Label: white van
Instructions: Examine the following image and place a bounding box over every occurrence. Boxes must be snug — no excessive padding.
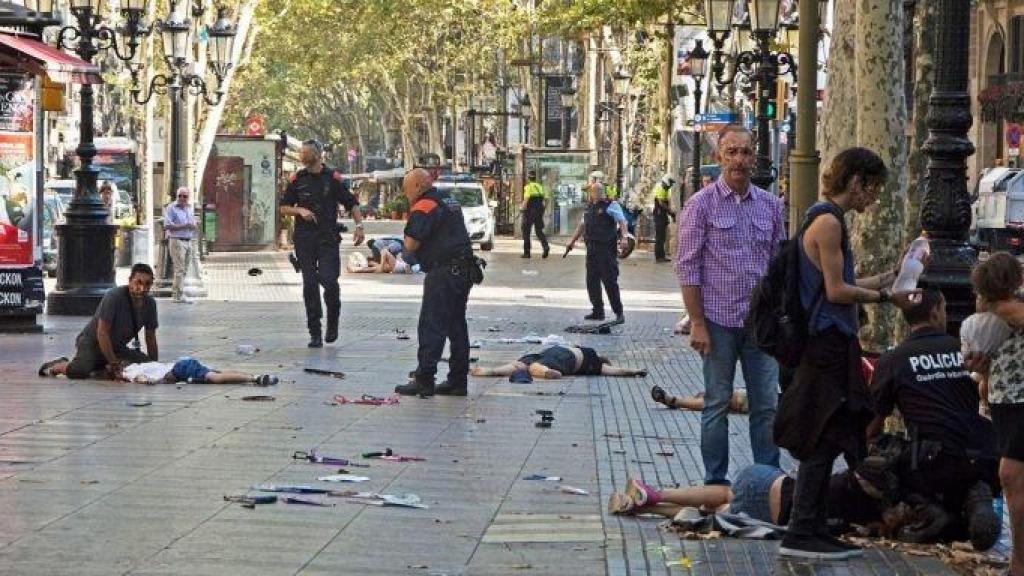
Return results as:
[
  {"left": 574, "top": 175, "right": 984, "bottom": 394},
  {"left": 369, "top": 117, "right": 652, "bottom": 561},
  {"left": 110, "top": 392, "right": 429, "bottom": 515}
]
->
[
  {"left": 433, "top": 175, "right": 495, "bottom": 251},
  {"left": 974, "top": 167, "right": 1024, "bottom": 253}
]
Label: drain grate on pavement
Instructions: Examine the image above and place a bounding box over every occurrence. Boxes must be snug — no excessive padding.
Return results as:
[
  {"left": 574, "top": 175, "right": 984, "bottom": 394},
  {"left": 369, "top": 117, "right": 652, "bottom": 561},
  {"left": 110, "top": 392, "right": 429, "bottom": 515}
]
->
[{"left": 482, "top": 513, "right": 606, "bottom": 544}]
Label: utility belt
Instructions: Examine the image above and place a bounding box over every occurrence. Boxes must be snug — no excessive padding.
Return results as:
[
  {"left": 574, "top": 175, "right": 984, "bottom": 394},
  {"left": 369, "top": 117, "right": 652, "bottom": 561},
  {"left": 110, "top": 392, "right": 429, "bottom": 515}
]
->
[{"left": 437, "top": 254, "right": 486, "bottom": 284}]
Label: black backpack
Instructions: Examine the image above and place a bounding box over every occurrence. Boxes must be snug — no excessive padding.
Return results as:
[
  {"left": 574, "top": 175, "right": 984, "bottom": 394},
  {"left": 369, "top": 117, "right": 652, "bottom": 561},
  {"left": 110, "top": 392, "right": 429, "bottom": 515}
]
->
[{"left": 745, "top": 203, "right": 847, "bottom": 368}]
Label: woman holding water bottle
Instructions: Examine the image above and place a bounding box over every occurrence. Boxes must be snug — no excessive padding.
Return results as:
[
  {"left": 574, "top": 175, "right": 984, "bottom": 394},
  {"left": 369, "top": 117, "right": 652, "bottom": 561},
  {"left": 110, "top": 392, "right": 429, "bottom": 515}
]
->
[{"left": 775, "top": 147, "right": 923, "bottom": 560}]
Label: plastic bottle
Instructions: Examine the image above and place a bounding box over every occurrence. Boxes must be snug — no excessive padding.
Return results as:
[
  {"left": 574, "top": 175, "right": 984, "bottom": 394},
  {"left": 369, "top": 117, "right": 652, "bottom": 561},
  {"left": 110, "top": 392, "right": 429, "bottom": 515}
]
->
[{"left": 893, "top": 237, "right": 931, "bottom": 292}]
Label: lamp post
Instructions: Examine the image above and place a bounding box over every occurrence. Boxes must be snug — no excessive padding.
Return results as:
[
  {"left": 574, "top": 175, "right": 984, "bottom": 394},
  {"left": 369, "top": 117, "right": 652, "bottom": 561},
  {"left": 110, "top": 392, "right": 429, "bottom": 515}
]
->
[
  {"left": 48, "top": 0, "right": 148, "bottom": 315},
  {"left": 559, "top": 83, "right": 575, "bottom": 149},
  {"left": 518, "top": 93, "right": 531, "bottom": 145},
  {"left": 705, "top": 0, "right": 795, "bottom": 190},
  {"left": 919, "top": 0, "right": 976, "bottom": 330},
  {"left": 612, "top": 66, "right": 630, "bottom": 195},
  {"left": 788, "top": 0, "right": 829, "bottom": 234},
  {"left": 689, "top": 40, "right": 710, "bottom": 201}
]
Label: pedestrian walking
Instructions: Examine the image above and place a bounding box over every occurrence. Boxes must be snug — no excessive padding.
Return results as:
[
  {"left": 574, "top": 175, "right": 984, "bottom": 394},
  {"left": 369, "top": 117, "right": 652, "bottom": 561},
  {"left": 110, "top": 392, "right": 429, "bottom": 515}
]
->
[
  {"left": 38, "top": 263, "right": 159, "bottom": 379},
  {"left": 394, "top": 168, "right": 482, "bottom": 398},
  {"left": 653, "top": 175, "right": 675, "bottom": 262},
  {"left": 775, "top": 147, "right": 917, "bottom": 560},
  {"left": 675, "top": 124, "right": 786, "bottom": 487},
  {"left": 566, "top": 179, "right": 627, "bottom": 324},
  {"left": 279, "top": 139, "right": 365, "bottom": 348},
  {"left": 163, "top": 186, "right": 197, "bottom": 303},
  {"left": 520, "top": 170, "right": 549, "bottom": 258}
]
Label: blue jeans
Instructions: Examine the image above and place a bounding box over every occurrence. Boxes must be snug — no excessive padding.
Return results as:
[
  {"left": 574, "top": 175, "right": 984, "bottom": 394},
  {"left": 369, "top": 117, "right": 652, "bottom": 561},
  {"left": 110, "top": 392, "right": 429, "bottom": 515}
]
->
[{"left": 701, "top": 320, "right": 780, "bottom": 485}]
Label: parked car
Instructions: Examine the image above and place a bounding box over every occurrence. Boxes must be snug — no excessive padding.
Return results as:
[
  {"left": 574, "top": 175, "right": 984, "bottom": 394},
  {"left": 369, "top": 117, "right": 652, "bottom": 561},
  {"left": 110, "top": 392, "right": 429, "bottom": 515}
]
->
[{"left": 434, "top": 174, "right": 495, "bottom": 251}]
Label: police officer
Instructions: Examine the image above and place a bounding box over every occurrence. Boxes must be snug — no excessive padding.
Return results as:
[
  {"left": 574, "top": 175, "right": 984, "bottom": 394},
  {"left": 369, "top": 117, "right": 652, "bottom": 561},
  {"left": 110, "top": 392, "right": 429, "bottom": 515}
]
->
[
  {"left": 520, "top": 170, "right": 549, "bottom": 259},
  {"left": 653, "top": 175, "right": 675, "bottom": 262},
  {"left": 280, "top": 139, "right": 365, "bottom": 348},
  {"left": 566, "top": 180, "right": 627, "bottom": 324},
  {"left": 395, "top": 168, "right": 479, "bottom": 398}
]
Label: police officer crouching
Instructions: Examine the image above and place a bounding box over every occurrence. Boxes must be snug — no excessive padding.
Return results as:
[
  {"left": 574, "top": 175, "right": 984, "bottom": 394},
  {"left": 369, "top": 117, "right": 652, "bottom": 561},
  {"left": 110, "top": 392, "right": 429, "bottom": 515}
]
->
[
  {"left": 280, "top": 139, "right": 365, "bottom": 348},
  {"left": 567, "top": 180, "right": 627, "bottom": 324},
  {"left": 395, "top": 168, "right": 484, "bottom": 398}
]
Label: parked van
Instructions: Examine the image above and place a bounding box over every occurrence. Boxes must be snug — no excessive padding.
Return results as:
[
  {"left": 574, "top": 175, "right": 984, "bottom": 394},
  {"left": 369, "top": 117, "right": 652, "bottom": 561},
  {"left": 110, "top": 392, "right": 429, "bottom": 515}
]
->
[{"left": 973, "top": 167, "right": 1024, "bottom": 253}]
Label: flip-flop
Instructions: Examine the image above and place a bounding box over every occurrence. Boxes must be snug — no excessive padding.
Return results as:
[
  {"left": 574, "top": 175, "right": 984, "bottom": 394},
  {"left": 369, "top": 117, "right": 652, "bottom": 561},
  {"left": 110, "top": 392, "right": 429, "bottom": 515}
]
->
[
  {"left": 650, "top": 386, "right": 677, "bottom": 409},
  {"left": 626, "top": 477, "right": 660, "bottom": 508},
  {"left": 607, "top": 491, "right": 636, "bottom": 515}
]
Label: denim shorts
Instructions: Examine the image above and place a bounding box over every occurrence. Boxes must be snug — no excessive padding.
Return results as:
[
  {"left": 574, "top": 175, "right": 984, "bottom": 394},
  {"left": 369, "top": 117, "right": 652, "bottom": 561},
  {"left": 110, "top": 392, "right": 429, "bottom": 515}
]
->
[
  {"left": 171, "top": 357, "right": 211, "bottom": 382},
  {"left": 730, "top": 464, "right": 786, "bottom": 523}
]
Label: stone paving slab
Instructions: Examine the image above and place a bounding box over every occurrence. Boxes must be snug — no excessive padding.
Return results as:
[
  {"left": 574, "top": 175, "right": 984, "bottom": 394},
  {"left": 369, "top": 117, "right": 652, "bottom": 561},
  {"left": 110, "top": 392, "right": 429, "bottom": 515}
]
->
[{"left": 0, "top": 240, "right": 982, "bottom": 574}]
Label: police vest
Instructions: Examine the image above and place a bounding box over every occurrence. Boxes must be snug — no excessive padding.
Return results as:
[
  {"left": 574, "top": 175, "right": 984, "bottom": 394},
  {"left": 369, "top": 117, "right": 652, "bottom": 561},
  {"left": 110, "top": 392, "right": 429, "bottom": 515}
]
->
[
  {"left": 290, "top": 166, "right": 349, "bottom": 238},
  {"left": 524, "top": 182, "right": 545, "bottom": 214},
  {"left": 416, "top": 189, "right": 473, "bottom": 270},
  {"left": 584, "top": 200, "right": 618, "bottom": 246}
]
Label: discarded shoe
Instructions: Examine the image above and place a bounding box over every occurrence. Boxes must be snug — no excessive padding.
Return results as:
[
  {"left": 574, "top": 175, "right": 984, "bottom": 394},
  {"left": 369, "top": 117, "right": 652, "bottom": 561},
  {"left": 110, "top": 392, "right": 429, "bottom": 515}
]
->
[
  {"left": 626, "top": 478, "right": 660, "bottom": 507},
  {"left": 255, "top": 374, "right": 279, "bottom": 387}
]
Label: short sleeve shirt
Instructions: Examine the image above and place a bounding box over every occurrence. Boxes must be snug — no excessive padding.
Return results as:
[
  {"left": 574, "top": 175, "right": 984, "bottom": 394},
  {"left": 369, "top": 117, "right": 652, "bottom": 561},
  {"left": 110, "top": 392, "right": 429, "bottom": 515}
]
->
[
  {"left": 78, "top": 286, "right": 158, "bottom": 355},
  {"left": 988, "top": 328, "right": 1024, "bottom": 405},
  {"left": 282, "top": 166, "right": 357, "bottom": 239}
]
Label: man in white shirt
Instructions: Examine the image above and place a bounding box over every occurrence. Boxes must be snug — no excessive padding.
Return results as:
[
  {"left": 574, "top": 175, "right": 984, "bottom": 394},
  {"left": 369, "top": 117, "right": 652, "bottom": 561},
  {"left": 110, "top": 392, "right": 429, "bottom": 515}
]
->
[{"left": 163, "top": 186, "right": 197, "bottom": 303}]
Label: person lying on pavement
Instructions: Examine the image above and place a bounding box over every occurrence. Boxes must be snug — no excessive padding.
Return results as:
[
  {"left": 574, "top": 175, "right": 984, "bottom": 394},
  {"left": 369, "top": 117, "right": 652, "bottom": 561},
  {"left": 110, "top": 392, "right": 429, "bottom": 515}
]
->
[{"left": 470, "top": 345, "right": 646, "bottom": 380}]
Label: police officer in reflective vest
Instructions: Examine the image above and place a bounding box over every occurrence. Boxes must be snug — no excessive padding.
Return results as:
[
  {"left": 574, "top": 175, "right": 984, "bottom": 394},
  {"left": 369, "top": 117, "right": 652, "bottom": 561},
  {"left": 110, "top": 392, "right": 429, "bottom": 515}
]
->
[
  {"left": 520, "top": 170, "right": 549, "bottom": 258},
  {"left": 653, "top": 175, "right": 675, "bottom": 262},
  {"left": 280, "top": 139, "right": 365, "bottom": 348},
  {"left": 567, "top": 180, "right": 628, "bottom": 324},
  {"left": 395, "top": 168, "right": 480, "bottom": 398}
]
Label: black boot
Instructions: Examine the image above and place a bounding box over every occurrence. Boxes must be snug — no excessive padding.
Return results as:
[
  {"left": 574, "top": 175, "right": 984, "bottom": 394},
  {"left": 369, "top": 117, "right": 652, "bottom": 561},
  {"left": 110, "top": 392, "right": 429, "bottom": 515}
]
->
[
  {"left": 435, "top": 380, "right": 467, "bottom": 396},
  {"left": 325, "top": 318, "right": 339, "bottom": 343},
  {"left": 395, "top": 379, "right": 435, "bottom": 398},
  {"left": 308, "top": 331, "right": 323, "bottom": 348},
  {"left": 964, "top": 481, "right": 1001, "bottom": 551}
]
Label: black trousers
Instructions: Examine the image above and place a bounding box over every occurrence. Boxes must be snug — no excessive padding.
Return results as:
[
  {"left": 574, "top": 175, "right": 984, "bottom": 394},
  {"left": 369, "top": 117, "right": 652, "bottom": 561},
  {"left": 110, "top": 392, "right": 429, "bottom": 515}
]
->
[
  {"left": 522, "top": 212, "right": 548, "bottom": 256},
  {"left": 415, "top": 265, "right": 473, "bottom": 386},
  {"left": 654, "top": 214, "right": 669, "bottom": 260},
  {"left": 295, "top": 235, "right": 340, "bottom": 333},
  {"left": 585, "top": 242, "right": 623, "bottom": 316},
  {"left": 66, "top": 335, "right": 150, "bottom": 379}
]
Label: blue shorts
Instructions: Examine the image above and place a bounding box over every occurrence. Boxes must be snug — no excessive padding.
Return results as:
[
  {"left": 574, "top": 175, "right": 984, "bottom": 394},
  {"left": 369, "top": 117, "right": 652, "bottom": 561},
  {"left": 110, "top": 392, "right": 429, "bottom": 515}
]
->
[
  {"left": 171, "top": 357, "right": 211, "bottom": 382},
  {"left": 730, "top": 464, "right": 786, "bottom": 523}
]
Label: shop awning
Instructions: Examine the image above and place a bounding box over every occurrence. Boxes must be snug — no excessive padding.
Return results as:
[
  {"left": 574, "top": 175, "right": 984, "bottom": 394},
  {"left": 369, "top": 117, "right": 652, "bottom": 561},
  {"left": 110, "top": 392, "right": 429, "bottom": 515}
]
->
[{"left": 0, "top": 33, "right": 102, "bottom": 84}]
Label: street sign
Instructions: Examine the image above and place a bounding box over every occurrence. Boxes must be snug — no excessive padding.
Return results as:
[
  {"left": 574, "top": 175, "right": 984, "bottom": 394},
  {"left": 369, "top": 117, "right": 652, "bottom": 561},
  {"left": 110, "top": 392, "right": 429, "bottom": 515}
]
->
[
  {"left": 245, "top": 113, "right": 266, "bottom": 136},
  {"left": 702, "top": 112, "right": 739, "bottom": 124}
]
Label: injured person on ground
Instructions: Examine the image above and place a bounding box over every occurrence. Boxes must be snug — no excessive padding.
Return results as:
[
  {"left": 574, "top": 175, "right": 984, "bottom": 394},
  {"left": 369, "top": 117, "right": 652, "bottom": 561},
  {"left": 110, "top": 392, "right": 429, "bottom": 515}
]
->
[{"left": 470, "top": 345, "right": 647, "bottom": 381}]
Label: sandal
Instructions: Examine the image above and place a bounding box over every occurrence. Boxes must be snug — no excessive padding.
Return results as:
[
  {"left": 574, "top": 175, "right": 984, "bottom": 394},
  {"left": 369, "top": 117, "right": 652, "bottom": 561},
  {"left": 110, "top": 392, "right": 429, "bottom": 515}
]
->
[
  {"left": 607, "top": 491, "right": 637, "bottom": 515},
  {"left": 650, "top": 385, "right": 677, "bottom": 409},
  {"left": 627, "top": 477, "right": 660, "bottom": 508}
]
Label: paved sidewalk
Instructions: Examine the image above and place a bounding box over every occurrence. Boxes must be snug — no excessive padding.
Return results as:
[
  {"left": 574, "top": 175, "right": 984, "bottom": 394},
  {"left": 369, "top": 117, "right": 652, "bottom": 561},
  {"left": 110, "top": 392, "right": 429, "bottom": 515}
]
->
[{"left": 0, "top": 238, "right": 978, "bottom": 574}]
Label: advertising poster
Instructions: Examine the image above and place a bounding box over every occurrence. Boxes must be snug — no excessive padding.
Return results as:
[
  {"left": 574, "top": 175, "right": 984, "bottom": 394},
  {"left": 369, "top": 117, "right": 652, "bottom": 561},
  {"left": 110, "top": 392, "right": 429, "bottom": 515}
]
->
[{"left": 0, "top": 71, "right": 35, "bottom": 270}]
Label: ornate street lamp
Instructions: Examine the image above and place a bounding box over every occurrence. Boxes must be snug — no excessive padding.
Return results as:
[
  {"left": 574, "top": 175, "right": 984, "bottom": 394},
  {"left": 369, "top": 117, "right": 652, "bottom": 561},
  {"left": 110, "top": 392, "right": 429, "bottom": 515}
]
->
[
  {"left": 612, "top": 65, "right": 631, "bottom": 194},
  {"left": 518, "top": 93, "right": 532, "bottom": 144},
  {"left": 46, "top": 0, "right": 149, "bottom": 315},
  {"left": 919, "top": 0, "right": 976, "bottom": 331},
  {"left": 706, "top": 0, "right": 795, "bottom": 189},
  {"left": 689, "top": 39, "right": 710, "bottom": 203}
]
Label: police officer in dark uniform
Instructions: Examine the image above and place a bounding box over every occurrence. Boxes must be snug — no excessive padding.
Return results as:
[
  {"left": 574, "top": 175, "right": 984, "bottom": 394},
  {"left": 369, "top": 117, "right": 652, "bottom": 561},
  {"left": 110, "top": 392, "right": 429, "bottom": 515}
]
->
[
  {"left": 395, "top": 168, "right": 481, "bottom": 398},
  {"left": 280, "top": 139, "right": 365, "bottom": 348},
  {"left": 567, "top": 180, "right": 627, "bottom": 324}
]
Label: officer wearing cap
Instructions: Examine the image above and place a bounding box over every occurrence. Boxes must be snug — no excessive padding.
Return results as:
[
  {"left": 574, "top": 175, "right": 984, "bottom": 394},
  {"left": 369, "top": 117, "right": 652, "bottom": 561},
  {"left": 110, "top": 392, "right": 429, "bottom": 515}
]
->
[
  {"left": 653, "top": 175, "right": 675, "bottom": 262},
  {"left": 280, "top": 139, "right": 365, "bottom": 348},
  {"left": 520, "top": 170, "right": 549, "bottom": 258},
  {"left": 566, "top": 179, "right": 628, "bottom": 324},
  {"left": 395, "top": 168, "right": 480, "bottom": 398}
]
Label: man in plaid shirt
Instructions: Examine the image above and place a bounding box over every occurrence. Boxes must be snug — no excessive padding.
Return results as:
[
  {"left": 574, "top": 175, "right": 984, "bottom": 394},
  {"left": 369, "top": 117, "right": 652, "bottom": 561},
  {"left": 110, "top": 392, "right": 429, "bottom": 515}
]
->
[{"left": 675, "top": 124, "right": 786, "bottom": 486}]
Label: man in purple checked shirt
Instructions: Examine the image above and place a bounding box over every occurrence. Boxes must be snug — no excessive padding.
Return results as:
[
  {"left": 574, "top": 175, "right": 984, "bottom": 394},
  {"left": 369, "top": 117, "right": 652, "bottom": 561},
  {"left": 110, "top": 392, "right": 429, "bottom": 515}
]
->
[{"left": 675, "top": 124, "right": 786, "bottom": 486}]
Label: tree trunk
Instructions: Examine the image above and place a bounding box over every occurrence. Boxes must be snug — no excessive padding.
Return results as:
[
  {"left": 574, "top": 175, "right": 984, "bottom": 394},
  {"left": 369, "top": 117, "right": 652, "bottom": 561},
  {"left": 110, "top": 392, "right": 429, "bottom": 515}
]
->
[
  {"left": 818, "top": 0, "right": 858, "bottom": 169},
  {"left": 904, "top": 0, "right": 937, "bottom": 243},
  {"left": 852, "top": 0, "right": 908, "bottom": 354}
]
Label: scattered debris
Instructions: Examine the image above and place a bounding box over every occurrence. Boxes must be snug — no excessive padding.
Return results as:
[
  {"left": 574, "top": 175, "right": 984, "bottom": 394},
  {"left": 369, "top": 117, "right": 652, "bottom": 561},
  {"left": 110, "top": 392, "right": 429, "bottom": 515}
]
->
[
  {"left": 656, "top": 451, "right": 675, "bottom": 457},
  {"left": 535, "top": 409, "right": 555, "bottom": 428},
  {"left": 236, "top": 344, "right": 259, "bottom": 355},
  {"left": 247, "top": 267, "right": 263, "bottom": 276},
  {"left": 253, "top": 485, "right": 334, "bottom": 494},
  {"left": 559, "top": 485, "right": 589, "bottom": 496},
  {"left": 632, "top": 460, "right": 655, "bottom": 465},
  {"left": 241, "top": 395, "right": 275, "bottom": 402},
  {"left": 521, "top": 269, "right": 539, "bottom": 276},
  {"left": 224, "top": 494, "right": 277, "bottom": 508},
  {"left": 334, "top": 491, "right": 428, "bottom": 509},
  {"left": 284, "top": 496, "right": 334, "bottom": 507},
  {"left": 318, "top": 474, "right": 370, "bottom": 483},
  {"left": 126, "top": 400, "right": 151, "bottom": 407},
  {"left": 565, "top": 323, "right": 613, "bottom": 335},
  {"left": 332, "top": 394, "right": 399, "bottom": 406},
  {"left": 362, "top": 448, "right": 426, "bottom": 462},
  {"left": 395, "top": 329, "right": 410, "bottom": 340},
  {"left": 304, "top": 367, "right": 346, "bottom": 379},
  {"left": 293, "top": 450, "right": 368, "bottom": 467},
  {"left": 475, "top": 418, "right": 486, "bottom": 423},
  {"left": 523, "top": 474, "right": 561, "bottom": 481},
  {"left": 486, "top": 326, "right": 502, "bottom": 332}
]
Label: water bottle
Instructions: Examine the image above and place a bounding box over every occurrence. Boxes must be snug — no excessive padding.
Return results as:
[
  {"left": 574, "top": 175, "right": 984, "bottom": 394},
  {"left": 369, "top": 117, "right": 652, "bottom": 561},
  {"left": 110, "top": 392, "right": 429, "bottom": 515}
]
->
[{"left": 894, "top": 237, "right": 931, "bottom": 292}]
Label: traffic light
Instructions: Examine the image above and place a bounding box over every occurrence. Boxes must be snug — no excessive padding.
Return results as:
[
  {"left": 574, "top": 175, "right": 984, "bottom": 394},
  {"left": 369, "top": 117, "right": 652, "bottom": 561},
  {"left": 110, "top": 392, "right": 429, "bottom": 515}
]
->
[{"left": 775, "top": 77, "right": 790, "bottom": 122}]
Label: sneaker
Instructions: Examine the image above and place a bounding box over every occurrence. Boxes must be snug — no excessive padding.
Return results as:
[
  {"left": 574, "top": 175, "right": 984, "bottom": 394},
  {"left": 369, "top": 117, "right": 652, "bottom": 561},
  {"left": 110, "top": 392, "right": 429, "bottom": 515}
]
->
[
  {"left": 779, "top": 534, "right": 857, "bottom": 560},
  {"left": 584, "top": 311, "right": 605, "bottom": 321},
  {"left": 255, "top": 374, "right": 279, "bottom": 387},
  {"left": 38, "top": 356, "right": 68, "bottom": 377},
  {"left": 626, "top": 478, "right": 660, "bottom": 507},
  {"left": 821, "top": 535, "right": 863, "bottom": 557}
]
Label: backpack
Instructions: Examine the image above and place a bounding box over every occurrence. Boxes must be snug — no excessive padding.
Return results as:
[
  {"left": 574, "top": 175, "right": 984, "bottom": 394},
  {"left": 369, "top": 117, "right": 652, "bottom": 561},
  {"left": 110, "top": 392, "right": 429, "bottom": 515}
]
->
[{"left": 745, "top": 203, "right": 847, "bottom": 368}]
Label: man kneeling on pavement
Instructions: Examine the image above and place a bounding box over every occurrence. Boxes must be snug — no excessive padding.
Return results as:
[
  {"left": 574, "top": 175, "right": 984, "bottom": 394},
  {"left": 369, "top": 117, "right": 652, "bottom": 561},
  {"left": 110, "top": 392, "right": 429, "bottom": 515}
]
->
[
  {"left": 868, "top": 288, "right": 1002, "bottom": 551},
  {"left": 39, "top": 263, "right": 159, "bottom": 379}
]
